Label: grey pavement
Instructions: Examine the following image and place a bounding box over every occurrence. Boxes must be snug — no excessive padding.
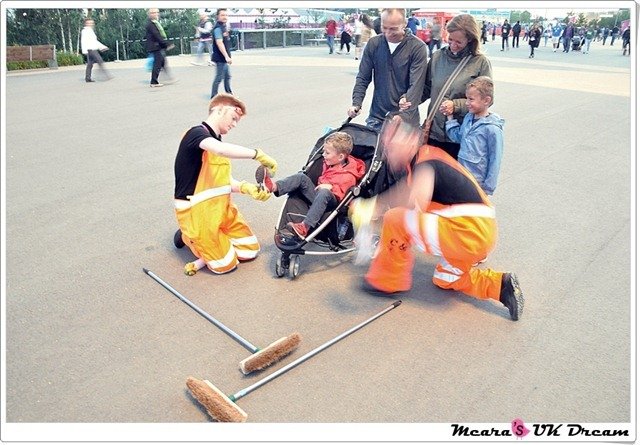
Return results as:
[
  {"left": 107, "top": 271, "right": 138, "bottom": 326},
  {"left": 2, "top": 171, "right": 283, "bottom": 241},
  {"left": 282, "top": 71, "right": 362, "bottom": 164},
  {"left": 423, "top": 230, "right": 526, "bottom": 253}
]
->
[{"left": 2, "top": 37, "right": 634, "bottom": 441}]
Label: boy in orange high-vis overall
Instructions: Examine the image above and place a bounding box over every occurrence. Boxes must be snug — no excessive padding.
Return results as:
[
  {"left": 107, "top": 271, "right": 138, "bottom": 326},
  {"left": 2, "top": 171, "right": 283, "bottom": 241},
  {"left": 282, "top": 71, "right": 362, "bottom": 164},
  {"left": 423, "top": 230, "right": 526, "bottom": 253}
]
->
[
  {"left": 173, "top": 93, "right": 278, "bottom": 275},
  {"left": 349, "top": 117, "right": 523, "bottom": 320}
]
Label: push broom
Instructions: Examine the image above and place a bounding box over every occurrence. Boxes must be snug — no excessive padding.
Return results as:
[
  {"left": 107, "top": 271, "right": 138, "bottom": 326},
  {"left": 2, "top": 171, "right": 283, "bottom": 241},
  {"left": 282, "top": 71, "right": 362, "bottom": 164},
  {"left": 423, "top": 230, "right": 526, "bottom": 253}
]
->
[
  {"left": 186, "top": 300, "right": 401, "bottom": 422},
  {"left": 143, "top": 268, "right": 301, "bottom": 374}
]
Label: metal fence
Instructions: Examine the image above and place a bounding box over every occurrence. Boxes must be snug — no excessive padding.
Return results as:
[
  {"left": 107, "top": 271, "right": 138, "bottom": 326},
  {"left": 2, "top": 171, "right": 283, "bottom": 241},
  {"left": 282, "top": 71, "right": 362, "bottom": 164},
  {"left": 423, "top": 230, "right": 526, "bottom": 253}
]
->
[{"left": 115, "top": 27, "right": 325, "bottom": 61}]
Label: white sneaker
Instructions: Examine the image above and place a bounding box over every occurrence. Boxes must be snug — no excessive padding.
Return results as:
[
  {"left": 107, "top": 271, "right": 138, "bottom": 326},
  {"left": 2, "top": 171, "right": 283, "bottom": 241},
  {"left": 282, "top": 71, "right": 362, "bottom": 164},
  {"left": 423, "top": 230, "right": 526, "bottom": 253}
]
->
[
  {"left": 150, "top": 83, "right": 164, "bottom": 88},
  {"left": 353, "top": 226, "right": 379, "bottom": 265}
]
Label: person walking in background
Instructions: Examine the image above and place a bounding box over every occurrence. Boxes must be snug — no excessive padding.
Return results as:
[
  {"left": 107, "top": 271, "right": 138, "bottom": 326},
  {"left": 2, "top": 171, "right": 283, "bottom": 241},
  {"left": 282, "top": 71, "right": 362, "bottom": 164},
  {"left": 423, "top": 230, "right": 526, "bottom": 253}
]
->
[
  {"left": 430, "top": 20, "right": 443, "bottom": 53},
  {"left": 511, "top": 20, "right": 521, "bottom": 48},
  {"left": 481, "top": 21, "right": 487, "bottom": 44},
  {"left": 355, "top": 14, "right": 375, "bottom": 60},
  {"left": 610, "top": 25, "right": 619, "bottom": 45},
  {"left": 372, "top": 15, "right": 382, "bottom": 35},
  {"left": 325, "top": 17, "right": 337, "bottom": 54},
  {"left": 444, "top": 76, "right": 504, "bottom": 196},
  {"left": 210, "top": 8, "right": 233, "bottom": 98},
  {"left": 337, "top": 17, "right": 353, "bottom": 55},
  {"left": 81, "top": 18, "right": 112, "bottom": 83},
  {"left": 500, "top": 19, "right": 511, "bottom": 51},
  {"left": 191, "top": 11, "right": 214, "bottom": 66},
  {"left": 348, "top": 8, "right": 427, "bottom": 131},
  {"left": 543, "top": 24, "right": 552, "bottom": 46},
  {"left": 583, "top": 26, "right": 594, "bottom": 54},
  {"left": 622, "top": 26, "right": 631, "bottom": 55},
  {"left": 492, "top": 22, "right": 496, "bottom": 41},
  {"left": 551, "top": 22, "right": 563, "bottom": 52},
  {"left": 407, "top": 12, "right": 420, "bottom": 36},
  {"left": 562, "top": 22, "right": 574, "bottom": 52},
  {"left": 352, "top": 15, "right": 363, "bottom": 59},
  {"left": 527, "top": 22, "right": 541, "bottom": 58},
  {"left": 423, "top": 22, "right": 433, "bottom": 58},
  {"left": 402, "top": 13, "right": 492, "bottom": 160},
  {"left": 146, "top": 8, "right": 175, "bottom": 88},
  {"left": 602, "top": 27, "right": 609, "bottom": 45},
  {"left": 442, "top": 20, "right": 449, "bottom": 43}
]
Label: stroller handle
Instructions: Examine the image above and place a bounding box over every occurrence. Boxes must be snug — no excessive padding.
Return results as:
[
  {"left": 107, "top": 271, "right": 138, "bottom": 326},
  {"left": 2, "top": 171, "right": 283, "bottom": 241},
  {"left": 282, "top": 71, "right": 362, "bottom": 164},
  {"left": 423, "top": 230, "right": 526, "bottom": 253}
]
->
[{"left": 344, "top": 105, "right": 361, "bottom": 126}]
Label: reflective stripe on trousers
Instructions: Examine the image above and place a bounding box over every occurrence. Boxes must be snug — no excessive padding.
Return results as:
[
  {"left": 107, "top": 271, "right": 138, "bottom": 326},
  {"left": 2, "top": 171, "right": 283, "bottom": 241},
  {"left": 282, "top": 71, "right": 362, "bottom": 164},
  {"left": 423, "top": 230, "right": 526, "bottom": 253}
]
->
[
  {"left": 365, "top": 207, "right": 503, "bottom": 300},
  {"left": 175, "top": 198, "right": 259, "bottom": 275}
]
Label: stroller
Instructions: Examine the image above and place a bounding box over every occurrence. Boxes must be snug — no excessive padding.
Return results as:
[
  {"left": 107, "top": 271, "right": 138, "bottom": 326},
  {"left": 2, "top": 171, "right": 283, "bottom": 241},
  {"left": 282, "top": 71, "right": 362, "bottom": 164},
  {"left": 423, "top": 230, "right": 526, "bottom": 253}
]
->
[
  {"left": 571, "top": 36, "right": 582, "bottom": 51},
  {"left": 272, "top": 118, "right": 392, "bottom": 279}
]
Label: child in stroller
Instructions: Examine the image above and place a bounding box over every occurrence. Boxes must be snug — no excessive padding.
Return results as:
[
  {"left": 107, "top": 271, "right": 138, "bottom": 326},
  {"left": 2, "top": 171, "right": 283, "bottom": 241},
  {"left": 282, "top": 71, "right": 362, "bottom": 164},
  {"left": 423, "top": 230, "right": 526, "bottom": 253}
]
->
[
  {"left": 263, "top": 120, "right": 386, "bottom": 278},
  {"left": 257, "top": 131, "right": 365, "bottom": 240}
]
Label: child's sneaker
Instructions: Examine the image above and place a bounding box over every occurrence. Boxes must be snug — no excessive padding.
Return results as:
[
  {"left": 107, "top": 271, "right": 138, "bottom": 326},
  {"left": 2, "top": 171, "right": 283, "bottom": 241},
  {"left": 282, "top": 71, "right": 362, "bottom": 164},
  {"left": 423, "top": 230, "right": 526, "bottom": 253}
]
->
[
  {"left": 499, "top": 273, "right": 524, "bottom": 321},
  {"left": 255, "top": 166, "right": 275, "bottom": 192},
  {"left": 287, "top": 221, "right": 308, "bottom": 239}
]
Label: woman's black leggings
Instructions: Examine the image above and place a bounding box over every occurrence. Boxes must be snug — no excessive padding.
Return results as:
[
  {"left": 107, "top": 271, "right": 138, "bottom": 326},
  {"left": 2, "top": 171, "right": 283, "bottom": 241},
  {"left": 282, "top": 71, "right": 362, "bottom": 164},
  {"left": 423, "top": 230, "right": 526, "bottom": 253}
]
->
[{"left": 340, "top": 32, "right": 351, "bottom": 52}]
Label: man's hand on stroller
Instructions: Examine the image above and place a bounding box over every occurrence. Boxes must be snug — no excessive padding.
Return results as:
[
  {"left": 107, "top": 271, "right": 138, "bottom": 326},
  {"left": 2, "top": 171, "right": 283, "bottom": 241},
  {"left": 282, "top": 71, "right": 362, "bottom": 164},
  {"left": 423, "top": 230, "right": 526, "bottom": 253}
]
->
[
  {"left": 349, "top": 197, "right": 378, "bottom": 231},
  {"left": 347, "top": 106, "right": 361, "bottom": 118},
  {"left": 253, "top": 149, "right": 278, "bottom": 176},
  {"left": 240, "top": 181, "right": 271, "bottom": 201}
]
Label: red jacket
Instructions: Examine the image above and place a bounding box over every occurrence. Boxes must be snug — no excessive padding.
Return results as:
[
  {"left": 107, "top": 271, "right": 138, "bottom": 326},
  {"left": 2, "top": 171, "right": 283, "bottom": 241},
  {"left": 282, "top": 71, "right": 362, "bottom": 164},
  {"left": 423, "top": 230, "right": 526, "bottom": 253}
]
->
[
  {"left": 325, "top": 20, "right": 337, "bottom": 37},
  {"left": 318, "top": 155, "right": 366, "bottom": 201}
]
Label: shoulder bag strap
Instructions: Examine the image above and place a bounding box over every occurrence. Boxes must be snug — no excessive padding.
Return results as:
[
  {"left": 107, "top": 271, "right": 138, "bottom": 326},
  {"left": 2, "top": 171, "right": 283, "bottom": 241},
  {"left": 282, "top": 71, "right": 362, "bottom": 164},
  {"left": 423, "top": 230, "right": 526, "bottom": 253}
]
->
[{"left": 425, "top": 54, "right": 472, "bottom": 123}]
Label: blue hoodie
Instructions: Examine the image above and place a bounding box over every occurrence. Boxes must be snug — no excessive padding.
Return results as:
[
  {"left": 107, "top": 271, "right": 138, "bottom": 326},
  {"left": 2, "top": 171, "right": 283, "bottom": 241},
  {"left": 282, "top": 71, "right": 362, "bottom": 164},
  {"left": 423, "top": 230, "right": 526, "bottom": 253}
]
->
[{"left": 445, "top": 112, "right": 505, "bottom": 195}]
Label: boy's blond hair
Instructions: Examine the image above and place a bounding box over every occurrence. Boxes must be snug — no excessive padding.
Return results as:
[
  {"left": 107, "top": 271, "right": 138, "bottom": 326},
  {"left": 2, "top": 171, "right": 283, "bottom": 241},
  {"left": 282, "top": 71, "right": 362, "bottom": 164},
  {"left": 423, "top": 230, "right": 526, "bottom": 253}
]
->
[
  {"left": 324, "top": 131, "right": 354, "bottom": 156},
  {"left": 467, "top": 76, "right": 494, "bottom": 106},
  {"left": 208, "top": 93, "right": 247, "bottom": 116}
]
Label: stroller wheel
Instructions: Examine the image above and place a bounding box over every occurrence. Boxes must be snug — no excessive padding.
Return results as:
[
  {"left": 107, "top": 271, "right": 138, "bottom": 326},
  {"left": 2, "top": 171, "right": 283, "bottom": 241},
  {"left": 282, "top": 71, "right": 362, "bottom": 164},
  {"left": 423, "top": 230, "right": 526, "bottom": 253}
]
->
[
  {"left": 173, "top": 229, "right": 185, "bottom": 249},
  {"left": 275, "top": 255, "right": 286, "bottom": 278},
  {"left": 288, "top": 255, "right": 300, "bottom": 279}
]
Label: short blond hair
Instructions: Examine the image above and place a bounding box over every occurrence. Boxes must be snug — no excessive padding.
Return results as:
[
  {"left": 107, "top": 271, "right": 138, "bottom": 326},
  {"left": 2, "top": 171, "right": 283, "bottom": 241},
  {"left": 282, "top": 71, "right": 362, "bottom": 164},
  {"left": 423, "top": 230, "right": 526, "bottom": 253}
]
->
[
  {"left": 467, "top": 76, "right": 494, "bottom": 105},
  {"left": 324, "top": 131, "right": 353, "bottom": 156},
  {"left": 208, "top": 93, "right": 246, "bottom": 116}
]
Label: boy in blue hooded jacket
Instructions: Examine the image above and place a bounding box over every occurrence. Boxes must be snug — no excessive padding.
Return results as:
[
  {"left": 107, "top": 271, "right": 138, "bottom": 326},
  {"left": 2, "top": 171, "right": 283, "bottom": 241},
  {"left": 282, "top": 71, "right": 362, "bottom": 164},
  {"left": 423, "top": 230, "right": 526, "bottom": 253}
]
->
[{"left": 444, "top": 76, "right": 504, "bottom": 195}]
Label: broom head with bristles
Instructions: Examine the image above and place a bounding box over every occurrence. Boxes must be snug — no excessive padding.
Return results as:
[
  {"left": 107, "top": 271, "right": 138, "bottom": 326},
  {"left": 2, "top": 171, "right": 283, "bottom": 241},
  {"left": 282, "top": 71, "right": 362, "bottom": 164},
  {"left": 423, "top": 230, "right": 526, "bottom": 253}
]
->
[
  {"left": 239, "top": 332, "right": 302, "bottom": 375},
  {"left": 186, "top": 376, "right": 248, "bottom": 422}
]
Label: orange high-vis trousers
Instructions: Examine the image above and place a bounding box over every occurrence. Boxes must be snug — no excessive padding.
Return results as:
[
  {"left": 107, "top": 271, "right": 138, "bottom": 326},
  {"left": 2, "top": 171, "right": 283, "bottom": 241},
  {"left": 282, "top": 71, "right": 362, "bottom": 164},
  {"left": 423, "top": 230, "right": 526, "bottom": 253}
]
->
[
  {"left": 365, "top": 206, "right": 504, "bottom": 300},
  {"left": 175, "top": 189, "right": 260, "bottom": 274}
]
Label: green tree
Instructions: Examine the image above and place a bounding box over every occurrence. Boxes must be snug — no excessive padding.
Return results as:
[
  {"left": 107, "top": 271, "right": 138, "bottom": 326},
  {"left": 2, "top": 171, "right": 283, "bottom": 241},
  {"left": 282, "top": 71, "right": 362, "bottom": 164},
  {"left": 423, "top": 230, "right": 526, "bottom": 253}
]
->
[{"left": 576, "top": 13, "right": 588, "bottom": 27}]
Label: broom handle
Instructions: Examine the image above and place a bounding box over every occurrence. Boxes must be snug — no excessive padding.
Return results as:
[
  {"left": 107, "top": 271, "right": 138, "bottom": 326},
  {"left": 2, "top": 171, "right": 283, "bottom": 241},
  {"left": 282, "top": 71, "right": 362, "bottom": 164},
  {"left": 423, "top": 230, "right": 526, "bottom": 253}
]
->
[
  {"left": 230, "top": 300, "right": 402, "bottom": 401},
  {"left": 143, "top": 268, "right": 259, "bottom": 353}
]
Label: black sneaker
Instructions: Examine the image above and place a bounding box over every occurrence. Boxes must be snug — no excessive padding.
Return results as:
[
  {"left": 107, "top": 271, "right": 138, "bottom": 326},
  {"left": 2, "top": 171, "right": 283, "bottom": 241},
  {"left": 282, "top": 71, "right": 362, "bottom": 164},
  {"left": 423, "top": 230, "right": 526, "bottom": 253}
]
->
[
  {"left": 499, "top": 273, "right": 524, "bottom": 321},
  {"left": 173, "top": 229, "right": 185, "bottom": 249}
]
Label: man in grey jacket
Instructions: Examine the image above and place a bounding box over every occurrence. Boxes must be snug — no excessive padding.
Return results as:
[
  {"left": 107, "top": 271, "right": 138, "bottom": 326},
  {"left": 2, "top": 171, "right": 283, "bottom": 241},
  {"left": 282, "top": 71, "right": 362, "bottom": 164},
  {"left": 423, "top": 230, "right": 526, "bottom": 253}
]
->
[{"left": 347, "top": 8, "right": 427, "bottom": 131}]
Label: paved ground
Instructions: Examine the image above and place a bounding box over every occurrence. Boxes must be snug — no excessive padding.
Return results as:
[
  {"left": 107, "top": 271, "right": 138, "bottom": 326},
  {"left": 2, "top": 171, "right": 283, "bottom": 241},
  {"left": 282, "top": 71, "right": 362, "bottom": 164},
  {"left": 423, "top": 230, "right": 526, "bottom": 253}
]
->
[{"left": 2, "top": 37, "right": 634, "bottom": 441}]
